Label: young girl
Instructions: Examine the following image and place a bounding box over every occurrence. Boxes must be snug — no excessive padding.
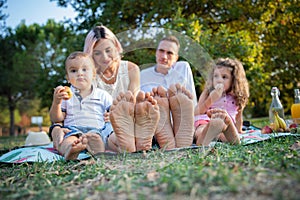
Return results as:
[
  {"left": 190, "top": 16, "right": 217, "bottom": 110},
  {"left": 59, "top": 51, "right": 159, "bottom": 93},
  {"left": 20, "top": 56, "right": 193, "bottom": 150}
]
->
[{"left": 194, "top": 58, "right": 249, "bottom": 146}]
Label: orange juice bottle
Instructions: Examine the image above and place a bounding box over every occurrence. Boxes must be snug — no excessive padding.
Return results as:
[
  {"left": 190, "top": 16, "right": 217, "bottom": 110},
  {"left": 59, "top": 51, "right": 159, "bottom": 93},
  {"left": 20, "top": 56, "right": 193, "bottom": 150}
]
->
[{"left": 291, "top": 89, "right": 300, "bottom": 124}]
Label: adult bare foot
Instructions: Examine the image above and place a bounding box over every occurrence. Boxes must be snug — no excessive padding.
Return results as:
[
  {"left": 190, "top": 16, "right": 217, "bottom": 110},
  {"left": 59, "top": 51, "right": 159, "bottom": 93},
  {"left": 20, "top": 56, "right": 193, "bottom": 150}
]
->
[
  {"left": 135, "top": 91, "right": 160, "bottom": 151},
  {"left": 168, "top": 83, "right": 194, "bottom": 148},
  {"left": 152, "top": 86, "right": 175, "bottom": 150},
  {"left": 110, "top": 91, "right": 136, "bottom": 152},
  {"left": 85, "top": 133, "right": 105, "bottom": 155},
  {"left": 63, "top": 136, "right": 88, "bottom": 160}
]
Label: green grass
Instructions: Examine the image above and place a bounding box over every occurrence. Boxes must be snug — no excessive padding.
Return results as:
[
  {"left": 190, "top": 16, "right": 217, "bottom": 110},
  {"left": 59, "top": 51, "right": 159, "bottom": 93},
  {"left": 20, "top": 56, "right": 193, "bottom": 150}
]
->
[{"left": 1, "top": 118, "right": 300, "bottom": 200}]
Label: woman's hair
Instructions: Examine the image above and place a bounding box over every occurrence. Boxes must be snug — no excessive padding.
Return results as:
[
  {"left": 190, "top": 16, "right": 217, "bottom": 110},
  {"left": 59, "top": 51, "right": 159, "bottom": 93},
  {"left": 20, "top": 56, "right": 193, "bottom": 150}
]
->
[
  {"left": 205, "top": 58, "right": 249, "bottom": 109},
  {"left": 83, "top": 25, "right": 123, "bottom": 56}
]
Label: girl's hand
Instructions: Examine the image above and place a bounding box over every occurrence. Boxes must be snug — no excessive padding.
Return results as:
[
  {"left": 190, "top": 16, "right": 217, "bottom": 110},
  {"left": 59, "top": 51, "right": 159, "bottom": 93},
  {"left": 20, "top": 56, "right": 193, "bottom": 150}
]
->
[
  {"left": 104, "top": 111, "right": 110, "bottom": 122},
  {"left": 209, "top": 84, "right": 224, "bottom": 103}
]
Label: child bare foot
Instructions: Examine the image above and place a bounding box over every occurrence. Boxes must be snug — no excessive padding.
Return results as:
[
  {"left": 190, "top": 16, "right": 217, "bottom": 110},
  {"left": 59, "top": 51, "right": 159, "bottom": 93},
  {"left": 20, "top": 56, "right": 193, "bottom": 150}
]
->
[
  {"left": 168, "top": 83, "right": 194, "bottom": 148},
  {"left": 152, "top": 86, "right": 176, "bottom": 150},
  {"left": 52, "top": 126, "right": 70, "bottom": 150},
  {"left": 63, "top": 136, "right": 88, "bottom": 160},
  {"left": 110, "top": 91, "right": 136, "bottom": 152},
  {"left": 196, "top": 108, "right": 239, "bottom": 146},
  {"left": 135, "top": 91, "right": 160, "bottom": 151},
  {"left": 85, "top": 133, "right": 105, "bottom": 155}
]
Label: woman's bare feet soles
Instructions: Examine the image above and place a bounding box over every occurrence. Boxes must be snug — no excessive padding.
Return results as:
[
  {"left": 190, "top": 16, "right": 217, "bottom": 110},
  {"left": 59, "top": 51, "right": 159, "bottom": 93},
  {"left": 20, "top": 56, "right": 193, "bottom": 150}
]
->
[
  {"left": 135, "top": 91, "right": 160, "bottom": 151},
  {"left": 64, "top": 136, "right": 88, "bottom": 160},
  {"left": 110, "top": 91, "right": 136, "bottom": 152},
  {"left": 85, "top": 133, "right": 105, "bottom": 155},
  {"left": 152, "top": 86, "right": 175, "bottom": 149},
  {"left": 168, "top": 83, "right": 194, "bottom": 148}
]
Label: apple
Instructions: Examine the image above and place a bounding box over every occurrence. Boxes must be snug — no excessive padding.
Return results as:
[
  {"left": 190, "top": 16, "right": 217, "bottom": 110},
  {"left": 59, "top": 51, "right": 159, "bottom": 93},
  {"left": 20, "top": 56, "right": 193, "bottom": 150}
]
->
[
  {"left": 261, "top": 125, "right": 273, "bottom": 134},
  {"left": 63, "top": 86, "right": 73, "bottom": 100},
  {"left": 289, "top": 123, "right": 298, "bottom": 129}
]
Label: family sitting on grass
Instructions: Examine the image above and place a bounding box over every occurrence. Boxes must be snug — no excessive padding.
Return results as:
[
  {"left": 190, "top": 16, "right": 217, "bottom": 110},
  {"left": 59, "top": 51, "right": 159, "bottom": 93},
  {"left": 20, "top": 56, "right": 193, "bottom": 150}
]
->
[{"left": 49, "top": 25, "right": 249, "bottom": 160}]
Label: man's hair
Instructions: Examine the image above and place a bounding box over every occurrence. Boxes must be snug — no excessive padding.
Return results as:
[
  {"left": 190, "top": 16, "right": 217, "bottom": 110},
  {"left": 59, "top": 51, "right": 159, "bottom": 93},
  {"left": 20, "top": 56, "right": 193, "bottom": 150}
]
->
[{"left": 160, "top": 36, "right": 180, "bottom": 50}]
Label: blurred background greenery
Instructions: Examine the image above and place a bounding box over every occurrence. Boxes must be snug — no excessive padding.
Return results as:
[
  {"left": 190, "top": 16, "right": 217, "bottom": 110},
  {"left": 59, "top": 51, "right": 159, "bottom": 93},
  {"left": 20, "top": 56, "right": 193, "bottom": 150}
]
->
[{"left": 0, "top": 0, "right": 299, "bottom": 136}]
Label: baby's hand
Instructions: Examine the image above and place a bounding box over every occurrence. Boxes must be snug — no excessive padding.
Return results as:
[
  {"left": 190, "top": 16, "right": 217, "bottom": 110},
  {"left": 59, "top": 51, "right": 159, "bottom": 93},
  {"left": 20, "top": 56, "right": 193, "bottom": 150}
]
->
[
  {"left": 53, "top": 86, "right": 68, "bottom": 104},
  {"left": 104, "top": 112, "right": 110, "bottom": 122},
  {"left": 209, "top": 84, "right": 224, "bottom": 103}
]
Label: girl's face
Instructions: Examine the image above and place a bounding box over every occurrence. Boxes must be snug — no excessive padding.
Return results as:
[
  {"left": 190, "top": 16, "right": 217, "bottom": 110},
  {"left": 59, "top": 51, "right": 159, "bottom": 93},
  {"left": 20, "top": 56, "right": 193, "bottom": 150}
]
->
[
  {"left": 66, "top": 57, "right": 95, "bottom": 91},
  {"left": 213, "top": 66, "right": 233, "bottom": 93},
  {"left": 92, "top": 39, "right": 119, "bottom": 72}
]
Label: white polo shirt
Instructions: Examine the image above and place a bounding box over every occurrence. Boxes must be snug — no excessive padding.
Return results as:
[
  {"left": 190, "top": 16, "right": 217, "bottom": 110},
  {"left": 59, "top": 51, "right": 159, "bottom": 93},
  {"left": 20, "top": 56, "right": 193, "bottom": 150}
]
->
[
  {"left": 61, "top": 85, "right": 112, "bottom": 129},
  {"left": 140, "top": 61, "right": 197, "bottom": 107}
]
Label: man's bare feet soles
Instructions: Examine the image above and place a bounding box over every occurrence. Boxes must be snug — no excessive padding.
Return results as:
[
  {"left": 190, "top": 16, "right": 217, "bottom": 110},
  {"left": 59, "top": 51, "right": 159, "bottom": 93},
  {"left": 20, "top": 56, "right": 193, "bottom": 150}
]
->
[
  {"left": 85, "top": 133, "right": 105, "bottom": 155},
  {"left": 110, "top": 91, "right": 136, "bottom": 152},
  {"left": 168, "top": 83, "right": 194, "bottom": 148},
  {"left": 64, "top": 136, "right": 88, "bottom": 160},
  {"left": 135, "top": 91, "right": 160, "bottom": 151},
  {"left": 152, "top": 86, "right": 175, "bottom": 149}
]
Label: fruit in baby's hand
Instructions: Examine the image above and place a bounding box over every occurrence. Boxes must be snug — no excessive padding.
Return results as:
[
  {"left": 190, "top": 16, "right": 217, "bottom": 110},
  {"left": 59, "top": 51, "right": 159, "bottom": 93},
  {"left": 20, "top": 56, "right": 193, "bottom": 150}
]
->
[
  {"left": 261, "top": 125, "right": 273, "bottom": 134},
  {"left": 63, "top": 86, "right": 73, "bottom": 100}
]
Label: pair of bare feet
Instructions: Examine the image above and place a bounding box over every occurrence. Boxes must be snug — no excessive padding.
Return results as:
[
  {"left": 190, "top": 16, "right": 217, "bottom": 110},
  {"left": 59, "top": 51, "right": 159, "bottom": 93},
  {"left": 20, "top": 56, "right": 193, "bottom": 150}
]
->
[
  {"left": 108, "top": 83, "right": 195, "bottom": 152},
  {"left": 194, "top": 108, "right": 241, "bottom": 146},
  {"left": 52, "top": 128, "right": 105, "bottom": 160}
]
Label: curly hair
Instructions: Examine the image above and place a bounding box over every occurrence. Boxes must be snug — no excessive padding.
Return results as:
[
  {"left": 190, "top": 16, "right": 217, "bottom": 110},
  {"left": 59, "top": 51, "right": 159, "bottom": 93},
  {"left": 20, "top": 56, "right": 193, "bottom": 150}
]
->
[{"left": 205, "top": 58, "right": 249, "bottom": 109}]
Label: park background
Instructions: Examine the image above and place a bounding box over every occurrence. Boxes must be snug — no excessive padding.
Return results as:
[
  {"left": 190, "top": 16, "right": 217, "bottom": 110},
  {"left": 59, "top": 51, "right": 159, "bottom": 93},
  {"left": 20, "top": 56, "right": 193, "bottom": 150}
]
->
[{"left": 0, "top": 0, "right": 299, "bottom": 136}]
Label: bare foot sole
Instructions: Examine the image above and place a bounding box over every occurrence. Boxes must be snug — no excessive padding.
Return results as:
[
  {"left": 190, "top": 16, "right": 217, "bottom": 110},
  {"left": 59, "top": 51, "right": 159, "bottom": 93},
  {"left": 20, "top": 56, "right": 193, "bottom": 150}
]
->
[
  {"left": 110, "top": 91, "right": 136, "bottom": 152},
  {"left": 64, "top": 136, "right": 88, "bottom": 160},
  {"left": 168, "top": 83, "right": 194, "bottom": 148},
  {"left": 85, "top": 133, "right": 105, "bottom": 155},
  {"left": 152, "top": 86, "right": 175, "bottom": 150},
  {"left": 135, "top": 91, "right": 160, "bottom": 151},
  {"left": 207, "top": 109, "right": 240, "bottom": 144}
]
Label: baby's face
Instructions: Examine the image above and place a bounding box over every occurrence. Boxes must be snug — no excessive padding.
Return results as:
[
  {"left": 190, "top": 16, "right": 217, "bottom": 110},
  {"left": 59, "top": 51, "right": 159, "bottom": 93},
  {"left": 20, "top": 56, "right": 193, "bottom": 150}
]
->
[
  {"left": 213, "top": 67, "right": 233, "bottom": 93},
  {"left": 66, "top": 57, "right": 95, "bottom": 90}
]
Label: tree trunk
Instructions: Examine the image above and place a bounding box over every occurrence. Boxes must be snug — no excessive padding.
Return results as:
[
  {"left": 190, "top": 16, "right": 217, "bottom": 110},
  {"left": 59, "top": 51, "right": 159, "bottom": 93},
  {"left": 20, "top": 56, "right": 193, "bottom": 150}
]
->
[{"left": 9, "top": 97, "right": 15, "bottom": 136}]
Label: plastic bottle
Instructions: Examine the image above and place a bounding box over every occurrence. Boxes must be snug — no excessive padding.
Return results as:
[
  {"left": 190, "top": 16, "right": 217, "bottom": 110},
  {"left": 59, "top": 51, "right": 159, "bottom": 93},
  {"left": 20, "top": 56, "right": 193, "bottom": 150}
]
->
[
  {"left": 291, "top": 89, "right": 300, "bottom": 124},
  {"left": 269, "top": 87, "right": 284, "bottom": 123}
]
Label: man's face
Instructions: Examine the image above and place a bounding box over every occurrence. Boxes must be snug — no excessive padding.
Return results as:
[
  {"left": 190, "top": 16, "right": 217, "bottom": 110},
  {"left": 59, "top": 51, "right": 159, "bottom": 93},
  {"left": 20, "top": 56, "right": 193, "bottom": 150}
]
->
[{"left": 155, "top": 40, "right": 179, "bottom": 70}]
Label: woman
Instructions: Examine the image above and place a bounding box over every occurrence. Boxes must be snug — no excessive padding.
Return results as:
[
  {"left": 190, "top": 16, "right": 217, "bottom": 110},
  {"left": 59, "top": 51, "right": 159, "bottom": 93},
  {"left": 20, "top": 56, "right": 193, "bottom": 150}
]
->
[{"left": 84, "top": 25, "right": 140, "bottom": 98}]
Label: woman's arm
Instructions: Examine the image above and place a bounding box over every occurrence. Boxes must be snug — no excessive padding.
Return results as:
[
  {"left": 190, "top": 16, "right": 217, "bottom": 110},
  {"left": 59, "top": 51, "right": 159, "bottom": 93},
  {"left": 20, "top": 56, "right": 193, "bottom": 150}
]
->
[{"left": 127, "top": 61, "right": 140, "bottom": 97}]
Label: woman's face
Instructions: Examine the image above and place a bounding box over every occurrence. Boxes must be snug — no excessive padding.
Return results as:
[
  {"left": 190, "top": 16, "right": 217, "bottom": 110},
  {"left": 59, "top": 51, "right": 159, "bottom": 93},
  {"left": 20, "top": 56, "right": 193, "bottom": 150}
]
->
[
  {"left": 92, "top": 39, "right": 119, "bottom": 72},
  {"left": 213, "top": 66, "right": 233, "bottom": 93}
]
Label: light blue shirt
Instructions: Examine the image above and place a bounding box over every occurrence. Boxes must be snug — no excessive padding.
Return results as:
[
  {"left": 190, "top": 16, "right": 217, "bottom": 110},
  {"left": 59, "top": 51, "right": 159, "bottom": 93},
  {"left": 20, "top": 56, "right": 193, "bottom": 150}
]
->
[{"left": 61, "top": 85, "right": 112, "bottom": 129}]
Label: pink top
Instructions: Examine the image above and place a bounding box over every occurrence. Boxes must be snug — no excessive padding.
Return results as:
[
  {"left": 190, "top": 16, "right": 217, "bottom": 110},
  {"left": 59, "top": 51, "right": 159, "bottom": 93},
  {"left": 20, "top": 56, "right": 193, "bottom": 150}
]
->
[{"left": 194, "top": 94, "right": 238, "bottom": 125}]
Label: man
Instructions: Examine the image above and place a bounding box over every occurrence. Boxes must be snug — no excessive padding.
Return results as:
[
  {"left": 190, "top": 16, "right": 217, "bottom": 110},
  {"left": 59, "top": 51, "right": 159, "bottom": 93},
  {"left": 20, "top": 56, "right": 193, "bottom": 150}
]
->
[
  {"left": 140, "top": 36, "right": 196, "bottom": 149},
  {"left": 140, "top": 36, "right": 197, "bottom": 107}
]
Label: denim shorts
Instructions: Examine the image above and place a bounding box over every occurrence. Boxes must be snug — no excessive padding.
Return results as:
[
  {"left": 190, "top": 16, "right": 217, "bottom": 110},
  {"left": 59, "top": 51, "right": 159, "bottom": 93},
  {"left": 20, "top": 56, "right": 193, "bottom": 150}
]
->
[{"left": 50, "top": 123, "right": 113, "bottom": 148}]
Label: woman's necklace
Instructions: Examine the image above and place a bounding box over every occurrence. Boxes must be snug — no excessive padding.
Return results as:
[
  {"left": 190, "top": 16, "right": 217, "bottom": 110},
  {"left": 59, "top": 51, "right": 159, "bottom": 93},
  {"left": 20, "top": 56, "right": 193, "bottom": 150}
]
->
[{"left": 100, "top": 71, "right": 116, "bottom": 81}]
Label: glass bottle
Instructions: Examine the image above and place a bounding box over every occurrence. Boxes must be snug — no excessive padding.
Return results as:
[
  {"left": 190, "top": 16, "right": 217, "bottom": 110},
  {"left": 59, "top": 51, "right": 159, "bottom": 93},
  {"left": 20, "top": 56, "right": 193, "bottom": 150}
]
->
[
  {"left": 269, "top": 87, "right": 285, "bottom": 123},
  {"left": 291, "top": 89, "right": 300, "bottom": 124}
]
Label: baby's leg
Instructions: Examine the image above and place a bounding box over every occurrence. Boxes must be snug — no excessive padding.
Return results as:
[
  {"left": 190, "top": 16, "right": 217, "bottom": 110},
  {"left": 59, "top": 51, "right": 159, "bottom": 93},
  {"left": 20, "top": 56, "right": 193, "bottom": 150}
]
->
[
  {"left": 135, "top": 91, "right": 160, "bottom": 151},
  {"left": 85, "top": 133, "right": 105, "bottom": 155},
  {"left": 109, "top": 91, "right": 136, "bottom": 152},
  {"left": 60, "top": 135, "right": 87, "bottom": 160},
  {"left": 51, "top": 126, "right": 66, "bottom": 150},
  {"left": 168, "top": 83, "right": 194, "bottom": 148},
  {"left": 152, "top": 86, "right": 176, "bottom": 150}
]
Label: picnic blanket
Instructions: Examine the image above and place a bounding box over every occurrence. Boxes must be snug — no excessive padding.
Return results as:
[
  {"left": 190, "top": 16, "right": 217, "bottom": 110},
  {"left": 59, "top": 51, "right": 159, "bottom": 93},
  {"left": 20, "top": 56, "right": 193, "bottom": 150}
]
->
[{"left": 1, "top": 127, "right": 299, "bottom": 164}]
